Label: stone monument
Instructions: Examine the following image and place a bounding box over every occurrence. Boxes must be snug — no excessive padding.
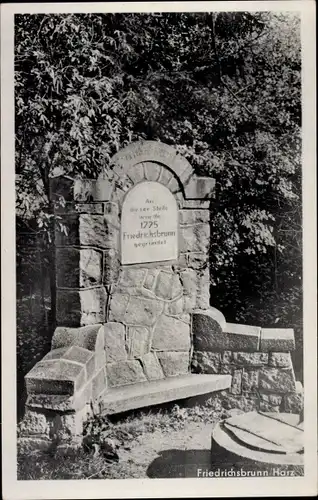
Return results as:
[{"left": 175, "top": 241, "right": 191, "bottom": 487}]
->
[{"left": 19, "top": 141, "right": 302, "bottom": 451}]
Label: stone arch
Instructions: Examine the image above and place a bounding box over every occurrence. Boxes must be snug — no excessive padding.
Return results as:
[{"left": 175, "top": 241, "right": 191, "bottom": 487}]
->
[
  {"left": 105, "top": 141, "right": 216, "bottom": 204},
  {"left": 110, "top": 141, "right": 194, "bottom": 191}
]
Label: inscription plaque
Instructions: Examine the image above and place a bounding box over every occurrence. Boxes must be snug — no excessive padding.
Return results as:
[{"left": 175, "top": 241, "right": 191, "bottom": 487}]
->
[{"left": 121, "top": 181, "right": 178, "bottom": 265}]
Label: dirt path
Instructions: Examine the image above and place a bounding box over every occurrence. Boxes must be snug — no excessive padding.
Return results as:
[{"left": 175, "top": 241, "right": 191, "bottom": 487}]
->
[{"left": 118, "top": 421, "right": 215, "bottom": 478}]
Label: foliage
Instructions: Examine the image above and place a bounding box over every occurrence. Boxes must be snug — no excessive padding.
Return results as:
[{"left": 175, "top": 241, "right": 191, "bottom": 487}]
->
[{"left": 15, "top": 12, "right": 302, "bottom": 375}]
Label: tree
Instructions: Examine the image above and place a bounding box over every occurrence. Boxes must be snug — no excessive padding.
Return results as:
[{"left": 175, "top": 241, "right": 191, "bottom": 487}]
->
[{"left": 15, "top": 12, "right": 302, "bottom": 377}]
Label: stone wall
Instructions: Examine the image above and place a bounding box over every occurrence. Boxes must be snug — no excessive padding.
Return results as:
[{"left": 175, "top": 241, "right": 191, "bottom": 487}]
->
[
  {"left": 50, "top": 141, "right": 214, "bottom": 385},
  {"left": 20, "top": 140, "right": 301, "bottom": 451},
  {"left": 191, "top": 311, "right": 303, "bottom": 413},
  {"left": 20, "top": 141, "right": 218, "bottom": 449}
]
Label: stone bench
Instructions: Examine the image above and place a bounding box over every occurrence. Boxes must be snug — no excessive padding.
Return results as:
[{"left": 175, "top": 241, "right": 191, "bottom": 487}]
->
[{"left": 98, "top": 373, "right": 231, "bottom": 415}]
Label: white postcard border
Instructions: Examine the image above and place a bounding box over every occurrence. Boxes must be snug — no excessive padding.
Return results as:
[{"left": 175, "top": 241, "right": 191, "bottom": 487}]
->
[{"left": 1, "top": 2, "right": 316, "bottom": 498}]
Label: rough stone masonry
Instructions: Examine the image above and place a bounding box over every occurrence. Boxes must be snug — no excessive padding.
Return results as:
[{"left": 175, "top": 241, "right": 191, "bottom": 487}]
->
[{"left": 19, "top": 141, "right": 302, "bottom": 451}]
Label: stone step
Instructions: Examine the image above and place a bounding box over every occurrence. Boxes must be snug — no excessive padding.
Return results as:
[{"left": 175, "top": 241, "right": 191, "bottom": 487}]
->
[{"left": 98, "top": 373, "right": 231, "bottom": 415}]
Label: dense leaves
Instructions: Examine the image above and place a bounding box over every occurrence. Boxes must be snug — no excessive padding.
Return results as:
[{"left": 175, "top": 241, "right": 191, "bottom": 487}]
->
[{"left": 15, "top": 12, "right": 302, "bottom": 380}]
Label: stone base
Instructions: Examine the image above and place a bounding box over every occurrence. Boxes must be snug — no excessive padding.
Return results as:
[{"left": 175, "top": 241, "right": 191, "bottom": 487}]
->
[
  {"left": 98, "top": 373, "right": 231, "bottom": 415},
  {"left": 211, "top": 413, "right": 303, "bottom": 467}
]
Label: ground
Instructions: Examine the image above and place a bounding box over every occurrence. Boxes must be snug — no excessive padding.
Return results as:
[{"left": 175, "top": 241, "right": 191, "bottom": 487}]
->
[{"left": 17, "top": 400, "right": 304, "bottom": 480}]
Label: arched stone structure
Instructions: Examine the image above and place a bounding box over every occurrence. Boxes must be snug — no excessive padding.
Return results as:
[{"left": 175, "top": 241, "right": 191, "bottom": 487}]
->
[
  {"left": 20, "top": 141, "right": 300, "bottom": 452},
  {"left": 109, "top": 141, "right": 216, "bottom": 204}
]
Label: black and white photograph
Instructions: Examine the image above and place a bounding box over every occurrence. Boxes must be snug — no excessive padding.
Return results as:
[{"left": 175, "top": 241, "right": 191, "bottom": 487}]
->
[{"left": 1, "top": 1, "right": 317, "bottom": 498}]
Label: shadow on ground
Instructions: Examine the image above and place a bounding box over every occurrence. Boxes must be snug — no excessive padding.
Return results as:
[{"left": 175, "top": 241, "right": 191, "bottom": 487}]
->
[
  {"left": 147, "top": 449, "right": 218, "bottom": 478},
  {"left": 146, "top": 449, "right": 305, "bottom": 479}
]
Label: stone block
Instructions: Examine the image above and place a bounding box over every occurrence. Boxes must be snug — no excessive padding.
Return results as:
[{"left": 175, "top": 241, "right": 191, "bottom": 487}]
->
[
  {"left": 196, "top": 268, "right": 210, "bottom": 309},
  {"left": 57, "top": 409, "right": 88, "bottom": 439},
  {"left": 56, "top": 248, "right": 103, "bottom": 288},
  {"left": 74, "top": 381, "right": 93, "bottom": 411},
  {"left": 242, "top": 369, "right": 259, "bottom": 392},
  {"left": 259, "top": 367, "right": 296, "bottom": 393},
  {"left": 25, "top": 359, "right": 86, "bottom": 395},
  {"left": 42, "top": 348, "right": 68, "bottom": 361},
  {"left": 179, "top": 313, "right": 191, "bottom": 324},
  {"left": 56, "top": 287, "right": 107, "bottom": 326},
  {"left": 191, "top": 351, "right": 221, "bottom": 374},
  {"left": 119, "top": 268, "right": 147, "bottom": 288},
  {"left": 259, "top": 392, "right": 283, "bottom": 407},
  {"left": 109, "top": 293, "right": 130, "bottom": 322},
  {"left": 165, "top": 297, "right": 184, "bottom": 316},
  {"left": 99, "top": 373, "right": 231, "bottom": 415},
  {"left": 283, "top": 392, "right": 303, "bottom": 414},
  {"left": 180, "top": 166, "right": 194, "bottom": 187},
  {"left": 124, "top": 296, "right": 164, "bottom": 326},
  {"left": 222, "top": 351, "right": 233, "bottom": 364},
  {"left": 62, "top": 346, "right": 95, "bottom": 380},
  {"left": 219, "top": 393, "right": 258, "bottom": 413},
  {"left": 143, "top": 269, "right": 159, "bottom": 291},
  {"left": 58, "top": 348, "right": 95, "bottom": 368},
  {"left": 26, "top": 382, "right": 93, "bottom": 413},
  {"left": 260, "top": 328, "right": 295, "bottom": 352},
  {"left": 103, "top": 248, "right": 120, "bottom": 285},
  {"left": 192, "top": 308, "right": 226, "bottom": 351},
  {"left": 182, "top": 199, "right": 210, "bottom": 210},
  {"left": 179, "top": 210, "right": 210, "bottom": 225},
  {"left": 127, "top": 326, "right": 151, "bottom": 358},
  {"left": 179, "top": 224, "right": 210, "bottom": 253},
  {"left": 143, "top": 161, "right": 162, "bottom": 181},
  {"left": 230, "top": 369, "right": 242, "bottom": 395},
  {"left": 18, "top": 436, "right": 52, "bottom": 453},
  {"left": 222, "top": 323, "right": 261, "bottom": 351},
  {"left": 187, "top": 252, "right": 208, "bottom": 270},
  {"left": 258, "top": 401, "right": 280, "bottom": 413},
  {"left": 19, "top": 409, "right": 50, "bottom": 436},
  {"left": 219, "top": 364, "right": 233, "bottom": 375},
  {"left": 55, "top": 214, "right": 119, "bottom": 249},
  {"left": 92, "top": 368, "right": 107, "bottom": 400},
  {"left": 92, "top": 178, "right": 114, "bottom": 201},
  {"left": 111, "top": 185, "right": 126, "bottom": 204},
  {"left": 107, "top": 360, "right": 147, "bottom": 387},
  {"left": 52, "top": 324, "right": 105, "bottom": 352},
  {"left": 171, "top": 154, "right": 193, "bottom": 182},
  {"left": 104, "top": 322, "right": 127, "bottom": 362},
  {"left": 157, "top": 352, "right": 189, "bottom": 377},
  {"left": 158, "top": 167, "right": 173, "bottom": 186},
  {"left": 184, "top": 176, "right": 216, "bottom": 200},
  {"left": 180, "top": 268, "right": 197, "bottom": 296},
  {"left": 104, "top": 200, "right": 119, "bottom": 216},
  {"left": 232, "top": 352, "right": 268, "bottom": 366},
  {"left": 104, "top": 211, "right": 120, "bottom": 233},
  {"left": 152, "top": 315, "right": 191, "bottom": 351},
  {"left": 268, "top": 352, "right": 292, "bottom": 368},
  {"left": 114, "top": 175, "right": 133, "bottom": 193},
  {"left": 183, "top": 294, "right": 197, "bottom": 312},
  {"left": 154, "top": 271, "right": 182, "bottom": 300},
  {"left": 127, "top": 163, "right": 145, "bottom": 184},
  {"left": 176, "top": 253, "right": 188, "bottom": 269},
  {"left": 167, "top": 175, "right": 180, "bottom": 194},
  {"left": 141, "top": 352, "right": 165, "bottom": 381}
]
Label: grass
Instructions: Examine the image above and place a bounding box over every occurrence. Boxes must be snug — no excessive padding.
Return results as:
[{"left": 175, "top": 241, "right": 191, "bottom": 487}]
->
[
  {"left": 17, "top": 398, "right": 304, "bottom": 480},
  {"left": 18, "top": 399, "right": 225, "bottom": 480}
]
